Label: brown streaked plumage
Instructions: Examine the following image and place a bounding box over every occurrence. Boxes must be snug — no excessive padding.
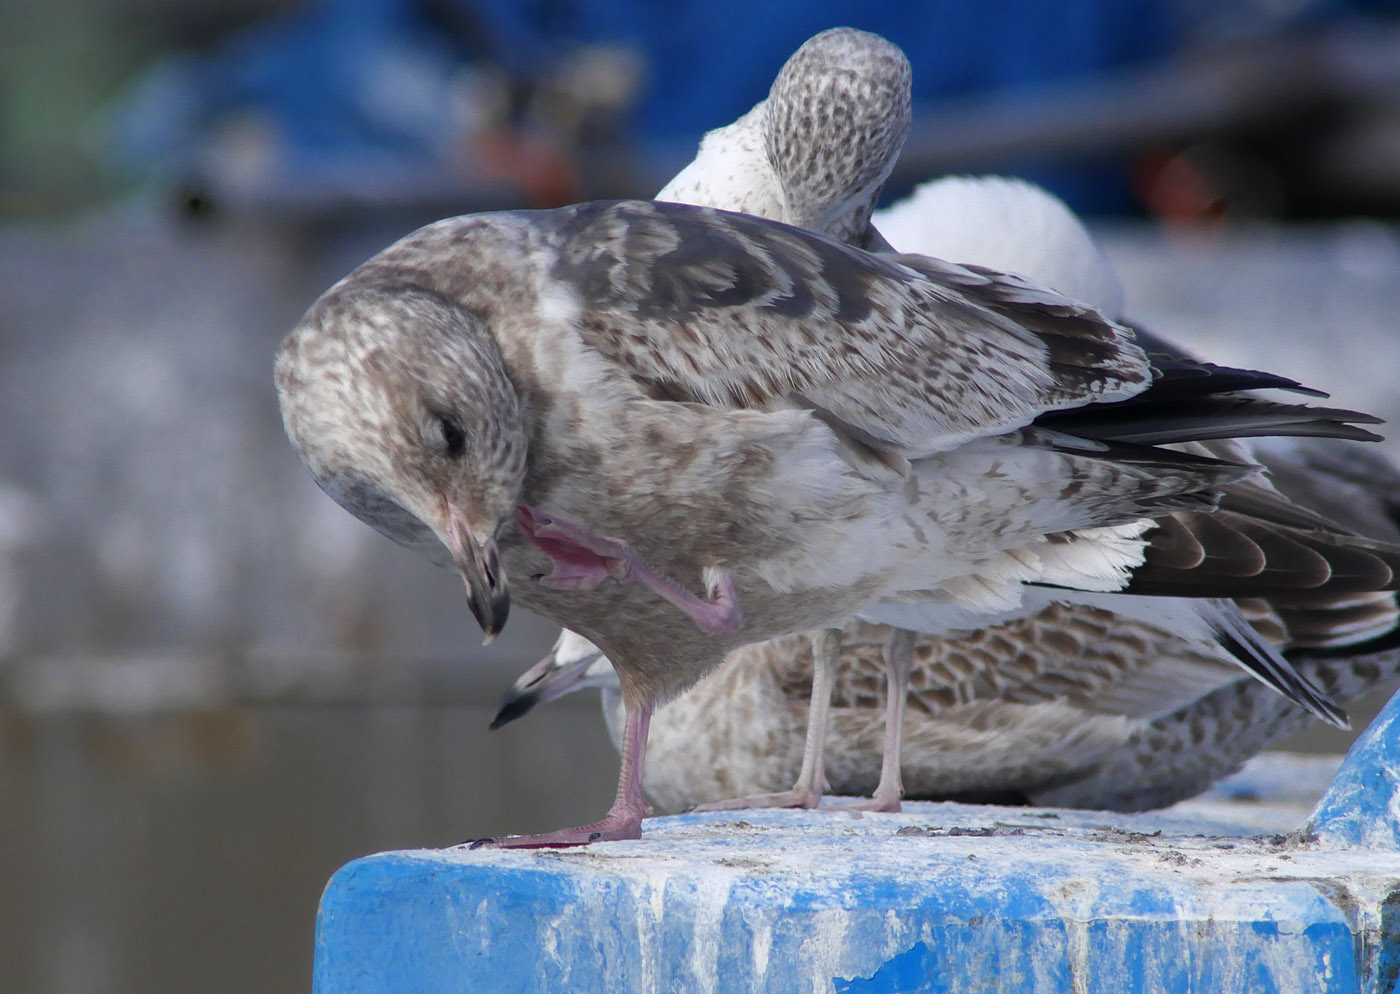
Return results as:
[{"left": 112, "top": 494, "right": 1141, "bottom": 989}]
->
[
  {"left": 495, "top": 174, "right": 1400, "bottom": 817},
  {"left": 499, "top": 30, "right": 1395, "bottom": 820},
  {"left": 619, "top": 31, "right": 1380, "bottom": 814},
  {"left": 504, "top": 490, "right": 1400, "bottom": 814},
  {"left": 651, "top": 31, "right": 1388, "bottom": 813},
  {"left": 278, "top": 193, "right": 1390, "bottom": 846}
]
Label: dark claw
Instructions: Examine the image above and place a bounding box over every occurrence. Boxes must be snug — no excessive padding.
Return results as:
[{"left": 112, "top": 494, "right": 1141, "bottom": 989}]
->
[{"left": 467, "top": 837, "right": 493, "bottom": 850}]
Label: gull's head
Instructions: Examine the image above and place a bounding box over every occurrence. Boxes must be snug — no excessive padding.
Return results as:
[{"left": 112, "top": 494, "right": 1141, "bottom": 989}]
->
[
  {"left": 275, "top": 281, "right": 527, "bottom": 641},
  {"left": 765, "top": 27, "right": 912, "bottom": 243}
]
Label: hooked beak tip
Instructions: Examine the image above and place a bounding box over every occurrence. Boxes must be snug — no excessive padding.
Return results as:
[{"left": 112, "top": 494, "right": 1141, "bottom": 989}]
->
[
  {"left": 446, "top": 499, "right": 511, "bottom": 640},
  {"left": 467, "top": 584, "right": 510, "bottom": 643}
]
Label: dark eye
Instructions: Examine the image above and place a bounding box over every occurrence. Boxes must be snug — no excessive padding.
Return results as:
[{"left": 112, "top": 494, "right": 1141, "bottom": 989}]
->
[{"left": 432, "top": 416, "right": 467, "bottom": 459}]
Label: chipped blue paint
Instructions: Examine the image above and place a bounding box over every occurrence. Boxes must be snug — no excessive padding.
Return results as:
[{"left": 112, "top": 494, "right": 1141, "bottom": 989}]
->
[
  {"left": 314, "top": 795, "right": 1400, "bottom": 993},
  {"left": 833, "top": 941, "right": 940, "bottom": 994},
  {"left": 1302, "top": 686, "right": 1400, "bottom": 850}
]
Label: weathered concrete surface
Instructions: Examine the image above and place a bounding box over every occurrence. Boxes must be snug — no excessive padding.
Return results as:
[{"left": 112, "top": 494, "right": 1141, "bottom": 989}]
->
[{"left": 314, "top": 792, "right": 1400, "bottom": 994}]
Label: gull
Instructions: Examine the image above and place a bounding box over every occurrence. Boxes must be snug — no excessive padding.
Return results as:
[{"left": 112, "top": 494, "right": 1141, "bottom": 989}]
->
[
  {"left": 488, "top": 29, "right": 1395, "bottom": 819},
  {"left": 495, "top": 174, "right": 1400, "bottom": 815},
  {"left": 667, "top": 28, "right": 1378, "bottom": 813},
  {"left": 276, "top": 191, "right": 1392, "bottom": 847}
]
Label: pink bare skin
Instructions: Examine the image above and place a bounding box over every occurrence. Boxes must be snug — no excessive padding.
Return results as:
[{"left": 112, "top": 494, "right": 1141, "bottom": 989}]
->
[
  {"left": 825, "top": 628, "right": 916, "bottom": 813},
  {"left": 516, "top": 505, "right": 742, "bottom": 635},
  {"left": 465, "top": 506, "right": 746, "bottom": 848}
]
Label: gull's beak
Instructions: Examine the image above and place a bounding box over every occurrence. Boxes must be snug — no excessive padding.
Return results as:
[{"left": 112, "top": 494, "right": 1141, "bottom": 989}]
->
[
  {"left": 444, "top": 499, "right": 510, "bottom": 643},
  {"left": 491, "top": 635, "right": 604, "bottom": 729}
]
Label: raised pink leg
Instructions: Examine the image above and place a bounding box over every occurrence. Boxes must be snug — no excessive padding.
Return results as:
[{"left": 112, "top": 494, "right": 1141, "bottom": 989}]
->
[
  {"left": 469, "top": 703, "right": 652, "bottom": 849},
  {"left": 517, "top": 506, "right": 742, "bottom": 634},
  {"left": 693, "top": 627, "right": 841, "bottom": 811}
]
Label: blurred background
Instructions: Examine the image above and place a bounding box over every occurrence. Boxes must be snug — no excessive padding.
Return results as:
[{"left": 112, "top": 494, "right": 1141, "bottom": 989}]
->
[{"left": 5, "top": 1, "right": 1400, "bottom": 992}]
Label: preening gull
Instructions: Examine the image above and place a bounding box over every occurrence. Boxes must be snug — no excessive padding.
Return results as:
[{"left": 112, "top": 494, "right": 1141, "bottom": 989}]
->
[
  {"left": 495, "top": 175, "right": 1400, "bottom": 815},
  {"left": 277, "top": 191, "right": 1394, "bottom": 847},
  {"left": 493, "top": 29, "right": 1399, "bottom": 819},
  {"left": 657, "top": 27, "right": 910, "bottom": 251}
]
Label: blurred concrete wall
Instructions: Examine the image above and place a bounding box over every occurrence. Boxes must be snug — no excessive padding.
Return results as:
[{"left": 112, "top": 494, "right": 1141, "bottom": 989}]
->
[
  {"left": 1109, "top": 220, "right": 1400, "bottom": 438},
  {"left": 0, "top": 213, "right": 560, "bottom": 711}
]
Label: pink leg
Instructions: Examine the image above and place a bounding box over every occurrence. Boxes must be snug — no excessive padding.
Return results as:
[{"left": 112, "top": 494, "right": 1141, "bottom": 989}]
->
[
  {"left": 828, "top": 628, "right": 915, "bottom": 813},
  {"left": 469, "top": 703, "right": 652, "bottom": 849},
  {"left": 693, "top": 627, "right": 840, "bottom": 812},
  {"left": 517, "top": 506, "right": 742, "bottom": 635}
]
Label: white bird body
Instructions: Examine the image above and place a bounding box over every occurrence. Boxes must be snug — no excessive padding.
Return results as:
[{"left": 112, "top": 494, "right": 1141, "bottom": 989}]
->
[
  {"left": 875, "top": 175, "right": 1127, "bottom": 318},
  {"left": 658, "top": 105, "right": 786, "bottom": 222}
]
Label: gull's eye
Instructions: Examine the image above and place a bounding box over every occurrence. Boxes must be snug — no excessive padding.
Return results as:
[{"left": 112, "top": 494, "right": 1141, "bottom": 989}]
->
[{"left": 429, "top": 415, "right": 467, "bottom": 459}]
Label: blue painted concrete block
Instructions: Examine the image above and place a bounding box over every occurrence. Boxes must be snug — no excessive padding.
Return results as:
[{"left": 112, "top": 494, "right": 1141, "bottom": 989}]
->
[
  {"left": 1303, "top": 686, "right": 1400, "bottom": 850},
  {"left": 314, "top": 796, "right": 1400, "bottom": 993}
]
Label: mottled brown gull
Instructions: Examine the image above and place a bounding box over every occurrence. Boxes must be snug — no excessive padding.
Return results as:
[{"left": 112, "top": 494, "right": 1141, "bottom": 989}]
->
[
  {"left": 505, "top": 590, "right": 1400, "bottom": 814},
  {"left": 499, "top": 28, "right": 1394, "bottom": 819},
  {"left": 276, "top": 191, "right": 1394, "bottom": 846},
  {"left": 495, "top": 175, "right": 1400, "bottom": 815}
]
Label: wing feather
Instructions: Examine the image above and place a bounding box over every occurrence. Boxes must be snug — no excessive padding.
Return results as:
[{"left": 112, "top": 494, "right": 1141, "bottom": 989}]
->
[{"left": 547, "top": 200, "right": 1150, "bottom": 456}]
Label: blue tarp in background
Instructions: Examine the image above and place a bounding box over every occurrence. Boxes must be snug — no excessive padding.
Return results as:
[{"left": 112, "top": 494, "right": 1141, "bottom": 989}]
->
[{"left": 103, "top": 0, "right": 1397, "bottom": 214}]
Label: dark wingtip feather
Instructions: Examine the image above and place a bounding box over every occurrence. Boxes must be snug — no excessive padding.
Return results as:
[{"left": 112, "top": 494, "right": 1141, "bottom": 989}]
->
[
  {"left": 1213, "top": 620, "right": 1351, "bottom": 729},
  {"left": 1036, "top": 354, "right": 1386, "bottom": 449},
  {"left": 1146, "top": 358, "right": 1332, "bottom": 398}
]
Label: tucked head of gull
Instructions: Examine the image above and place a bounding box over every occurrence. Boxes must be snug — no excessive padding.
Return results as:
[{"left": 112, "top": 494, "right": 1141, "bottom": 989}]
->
[{"left": 658, "top": 27, "right": 910, "bottom": 248}]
